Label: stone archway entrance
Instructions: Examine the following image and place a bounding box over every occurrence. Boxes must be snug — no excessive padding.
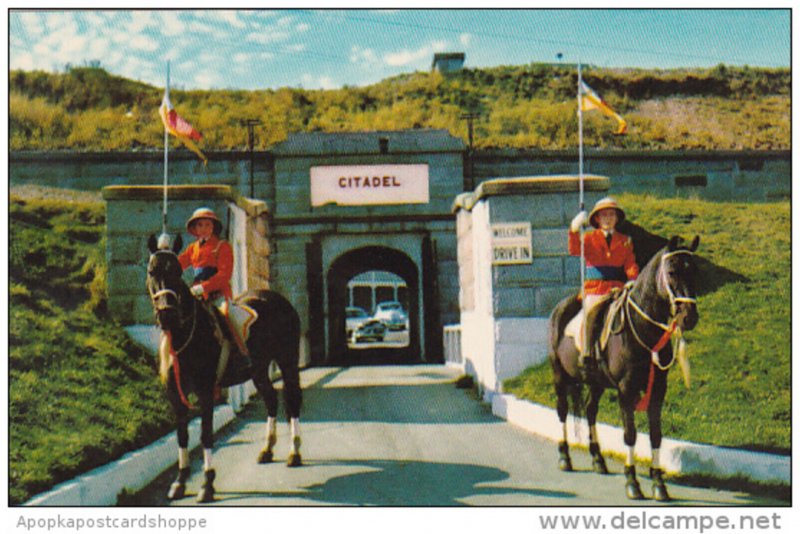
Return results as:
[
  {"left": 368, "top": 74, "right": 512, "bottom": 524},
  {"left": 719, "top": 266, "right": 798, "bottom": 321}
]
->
[{"left": 327, "top": 246, "right": 420, "bottom": 364}]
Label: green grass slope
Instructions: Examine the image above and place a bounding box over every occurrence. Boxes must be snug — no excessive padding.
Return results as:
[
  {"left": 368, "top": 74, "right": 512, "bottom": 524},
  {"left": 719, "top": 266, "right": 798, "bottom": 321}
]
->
[
  {"left": 8, "top": 190, "right": 172, "bottom": 505},
  {"left": 504, "top": 194, "right": 790, "bottom": 453}
]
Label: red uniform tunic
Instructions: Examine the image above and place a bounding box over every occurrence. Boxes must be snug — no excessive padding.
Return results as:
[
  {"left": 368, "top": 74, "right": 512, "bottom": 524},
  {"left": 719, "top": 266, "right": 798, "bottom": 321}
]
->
[
  {"left": 178, "top": 235, "right": 234, "bottom": 300},
  {"left": 569, "top": 229, "right": 639, "bottom": 296}
]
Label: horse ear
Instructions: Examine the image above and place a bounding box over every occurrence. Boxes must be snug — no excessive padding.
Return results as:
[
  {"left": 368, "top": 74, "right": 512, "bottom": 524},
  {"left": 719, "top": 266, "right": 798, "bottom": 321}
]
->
[
  {"left": 668, "top": 235, "right": 680, "bottom": 251},
  {"left": 690, "top": 235, "right": 700, "bottom": 252},
  {"left": 147, "top": 234, "right": 158, "bottom": 253},
  {"left": 172, "top": 233, "right": 183, "bottom": 254}
]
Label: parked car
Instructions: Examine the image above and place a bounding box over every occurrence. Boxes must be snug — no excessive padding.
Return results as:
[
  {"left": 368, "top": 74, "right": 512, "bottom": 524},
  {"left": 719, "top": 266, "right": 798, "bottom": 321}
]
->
[
  {"left": 345, "top": 306, "right": 370, "bottom": 337},
  {"left": 373, "top": 301, "right": 408, "bottom": 331},
  {"left": 351, "top": 319, "right": 387, "bottom": 343}
]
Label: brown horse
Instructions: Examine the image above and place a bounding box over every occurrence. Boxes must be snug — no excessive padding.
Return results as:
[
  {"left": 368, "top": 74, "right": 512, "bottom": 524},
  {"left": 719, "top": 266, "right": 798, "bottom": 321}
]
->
[
  {"left": 549, "top": 235, "right": 699, "bottom": 501},
  {"left": 147, "top": 233, "right": 303, "bottom": 503}
]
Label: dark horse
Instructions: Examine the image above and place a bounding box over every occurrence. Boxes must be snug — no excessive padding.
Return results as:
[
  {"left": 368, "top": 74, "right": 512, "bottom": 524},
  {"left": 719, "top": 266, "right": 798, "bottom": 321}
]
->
[
  {"left": 549, "top": 235, "right": 699, "bottom": 501},
  {"left": 147, "top": 234, "right": 303, "bottom": 503}
]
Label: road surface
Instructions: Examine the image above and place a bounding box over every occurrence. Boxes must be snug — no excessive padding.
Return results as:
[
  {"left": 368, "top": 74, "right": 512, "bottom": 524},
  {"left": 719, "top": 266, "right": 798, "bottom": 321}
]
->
[{"left": 135, "top": 365, "right": 782, "bottom": 506}]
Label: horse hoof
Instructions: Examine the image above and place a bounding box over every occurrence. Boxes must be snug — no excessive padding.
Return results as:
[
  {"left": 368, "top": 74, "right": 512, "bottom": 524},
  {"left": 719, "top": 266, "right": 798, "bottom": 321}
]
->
[
  {"left": 558, "top": 457, "right": 573, "bottom": 472},
  {"left": 258, "top": 448, "right": 274, "bottom": 464},
  {"left": 196, "top": 487, "right": 215, "bottom": 503},
  {"left": 167, "top": 467, "right": 190, "bottom": 500},
  {"left": 287, "top": 453, "right": 302, "bottom": 467},
  {"left": 196, "top": 469, "right": 215, "bottom": 503},
  {"left": 653, "top": 483, "right": 671, "bottom": 502},
  {"left": 592, "top": 457, "right": 609, "bottom": 475},
  {"left": 626, "top": 481, "right": 645, "bottom": 500},
  {"left": 167, "top": 482, "right": 185, "bottom": 501}
]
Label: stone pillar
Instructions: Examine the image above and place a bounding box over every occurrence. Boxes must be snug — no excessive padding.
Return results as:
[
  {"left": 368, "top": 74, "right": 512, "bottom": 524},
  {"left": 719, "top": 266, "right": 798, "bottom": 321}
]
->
[
  {"left": 101, "top": 185, "right": 271, "bottom": 325},
  {"left": 452, "top": 175, "right": 610, "bottom": 397}
]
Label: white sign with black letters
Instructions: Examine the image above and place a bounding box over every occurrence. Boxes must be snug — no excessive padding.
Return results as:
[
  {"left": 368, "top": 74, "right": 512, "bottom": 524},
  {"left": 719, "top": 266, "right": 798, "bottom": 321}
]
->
[
  {"left": 310, "top": 164, "right": 430, "bottom": 207},
  {"left": 491, "top": 222, "right": 532, "bottom": 265}
]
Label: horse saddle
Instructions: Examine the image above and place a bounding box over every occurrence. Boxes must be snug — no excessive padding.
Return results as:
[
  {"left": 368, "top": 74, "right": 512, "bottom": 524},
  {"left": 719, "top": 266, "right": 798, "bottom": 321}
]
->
[
  {"left": 214, "top": 299, "right": 258, "bottom": 357},
  {"left": 564, "top": 289, "right": 626, "bottom": 354}
]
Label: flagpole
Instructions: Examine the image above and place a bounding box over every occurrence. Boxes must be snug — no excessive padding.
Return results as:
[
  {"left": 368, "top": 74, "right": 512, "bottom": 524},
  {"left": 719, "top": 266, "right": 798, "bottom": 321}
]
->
[
  {"left": 577, "top": 62, "right": 588, "bottom": 356},
  {"left": 162, "top": 61, "right": 170, "bottom": 237}
]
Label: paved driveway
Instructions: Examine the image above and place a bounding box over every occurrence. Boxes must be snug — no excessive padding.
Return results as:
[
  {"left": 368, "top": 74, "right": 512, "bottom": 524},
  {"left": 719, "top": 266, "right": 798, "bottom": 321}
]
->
[{"left": 137, "top": 365, "right": 782, "bottom": 506}]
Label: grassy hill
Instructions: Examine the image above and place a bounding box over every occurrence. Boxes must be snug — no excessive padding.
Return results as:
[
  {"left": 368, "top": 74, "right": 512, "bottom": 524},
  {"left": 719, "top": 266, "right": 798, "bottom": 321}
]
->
[
  {"left": 504, "top": 193, "right": 790, "bottom": 454},
  {"left": 8, "top": 64, "right": 790, "bottom": 152},
  {"left": 8, "top": 188, "right": 172, "bottom": 505}
]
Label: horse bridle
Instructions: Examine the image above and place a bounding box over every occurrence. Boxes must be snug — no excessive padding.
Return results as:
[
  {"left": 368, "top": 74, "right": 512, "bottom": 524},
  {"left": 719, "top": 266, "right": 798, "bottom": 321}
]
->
[
  {"left": 625, "top": 249, "right": 696, "bottom": 368},
  {"left": 148, "top": 250, "right": 198, "bottom": 355},
  {"left": 657, "top": 250, "right": 698, "bottom": 316}
]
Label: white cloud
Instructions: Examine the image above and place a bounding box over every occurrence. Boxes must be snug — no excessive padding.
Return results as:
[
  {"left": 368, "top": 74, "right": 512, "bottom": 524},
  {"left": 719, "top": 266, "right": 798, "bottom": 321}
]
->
[
  {"left": 296, "top": 23, "right": 310, "bottom": 33},
  {"left": 214, "top": 11, "right": 247, "bottom": 29},
  {"left": 460, "top": 33, "right": 473, "bottom": 47},
  {"left": 193, "top": 71, "right": 223, "bottom": 90},
  {"left": 246, "top": 30, "right": 291, "bottom": 45},
  {"left": 188, "top": 20, "right": 216, "bottom": 35},
  {"left": 350, "top": 45, "right": 378, "bottom": 65},
  {"left": 158, "top": 12, "right": 186, "bottom": 37},
  {"left": 129, "top": 34, "right": 159, "bottom": 52},
  {"left": 302, "top": 73, "right": 337, "bottom": 90},
  {"left": 18, "top": 12, "right": 43, "bottom": 37},
  {"left": 129, "top": 11, "right": 155, "bottom": 33},
  {"left": 45, "top": 12, "right": 72, "bottom": 33},
  {"left": 11, "top": 51, "right": 34, "bottom": 70},
  {"left": 384, "top": 41, "right": 448, "bottom": 67}
]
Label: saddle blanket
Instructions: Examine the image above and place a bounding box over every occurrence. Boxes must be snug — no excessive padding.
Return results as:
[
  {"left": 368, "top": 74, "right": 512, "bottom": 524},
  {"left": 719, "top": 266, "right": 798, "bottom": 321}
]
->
[
  {"left": 564, "top": 294, "right": 606, "bottom": 354},
  {"left": 219, "top": 300, "right": 258, "bottom": 356}
]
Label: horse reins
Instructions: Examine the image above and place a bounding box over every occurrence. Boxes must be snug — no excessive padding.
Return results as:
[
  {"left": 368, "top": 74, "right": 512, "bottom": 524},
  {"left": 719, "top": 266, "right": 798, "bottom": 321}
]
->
[
  {"left": 149, "top": 250, "right": 199, "bottom": 409},
  {"left": 624, "top": 249, "right": 696, "bottom": 410}
]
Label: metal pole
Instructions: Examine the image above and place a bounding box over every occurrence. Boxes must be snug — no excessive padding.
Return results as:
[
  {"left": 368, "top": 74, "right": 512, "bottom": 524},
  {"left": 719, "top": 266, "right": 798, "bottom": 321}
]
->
[
  {"left": 460, "top": 112, "right": 479, "bottom": 191},
  {"left": 163, "top": 61, "right": 170, "bottom": 236},
  {"left": 244, "top": 119, "right": 262, "bottom": 198},
  {"left": 577, "top": 62, "right": 588, "bottom": 354}
]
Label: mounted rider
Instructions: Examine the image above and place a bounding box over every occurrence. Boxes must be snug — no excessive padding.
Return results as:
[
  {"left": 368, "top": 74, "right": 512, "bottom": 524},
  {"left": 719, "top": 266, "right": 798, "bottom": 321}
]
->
[
  {"left": 566, "top": 197, "right": 639, "bottom": 376},
  {"left": 178, "top": 207, "right": 251, "bottom": 386}
]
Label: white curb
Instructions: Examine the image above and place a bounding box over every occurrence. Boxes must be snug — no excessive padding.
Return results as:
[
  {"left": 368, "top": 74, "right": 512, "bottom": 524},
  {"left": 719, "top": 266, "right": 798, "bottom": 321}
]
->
[
  {"left": 25, "top": 381, "right": 257, "bottom": 506},
  {"left": 492, "top": 393, "right": 789, "bottom": 485}
]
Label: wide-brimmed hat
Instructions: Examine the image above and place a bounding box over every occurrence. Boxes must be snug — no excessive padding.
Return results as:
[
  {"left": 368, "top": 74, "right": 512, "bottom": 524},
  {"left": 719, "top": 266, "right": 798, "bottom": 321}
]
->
[
  {"left": 589, "top": 197, "right": 625, "bottom": 228},
  {"left": 186, "top": 207, "right": 222, "bottom": 237}
]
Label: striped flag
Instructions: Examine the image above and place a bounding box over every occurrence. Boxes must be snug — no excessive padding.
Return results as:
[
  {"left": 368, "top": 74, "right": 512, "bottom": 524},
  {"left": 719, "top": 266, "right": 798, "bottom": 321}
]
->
[
  {"left": 579, "top": 81, "right": 627, "bottom": 135},
  {"left": 159, "top": 92, "right": 208, "bottom": 165}
]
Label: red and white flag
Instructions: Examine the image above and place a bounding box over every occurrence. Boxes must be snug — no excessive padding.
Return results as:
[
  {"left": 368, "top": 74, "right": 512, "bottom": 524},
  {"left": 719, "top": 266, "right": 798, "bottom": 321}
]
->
[{"left": 159, "top": 92, "right": 208, "bottom": 164}]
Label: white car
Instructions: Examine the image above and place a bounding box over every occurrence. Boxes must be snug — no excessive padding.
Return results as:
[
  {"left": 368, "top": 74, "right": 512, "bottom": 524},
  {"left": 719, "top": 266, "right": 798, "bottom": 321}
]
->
[
  {"left": 345, "top": 306, "right": 370, "bottom": 337},
  {"left": 373, "top": 301, "right": 408, "bottom": 331}
]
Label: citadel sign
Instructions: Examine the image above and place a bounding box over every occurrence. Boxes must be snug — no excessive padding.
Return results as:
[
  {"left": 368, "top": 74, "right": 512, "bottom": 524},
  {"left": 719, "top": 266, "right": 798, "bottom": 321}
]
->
[{"left": 310, "top": 164, "right": 430, "bottom": 207}]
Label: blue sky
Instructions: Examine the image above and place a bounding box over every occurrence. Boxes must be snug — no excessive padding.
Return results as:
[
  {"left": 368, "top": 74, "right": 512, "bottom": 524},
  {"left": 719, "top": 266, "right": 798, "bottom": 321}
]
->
[{"left": 8, "top": 8, "right": 791, "bottom": 91}]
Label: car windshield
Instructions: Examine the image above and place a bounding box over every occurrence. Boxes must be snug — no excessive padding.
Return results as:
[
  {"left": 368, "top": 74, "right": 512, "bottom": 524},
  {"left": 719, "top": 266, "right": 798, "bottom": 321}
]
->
[
  {"left": 378, "top": 303, "right": 401, "bottom": 311},
  {"left": 347, "top": 308, "right": 367, "bottom": 318}
]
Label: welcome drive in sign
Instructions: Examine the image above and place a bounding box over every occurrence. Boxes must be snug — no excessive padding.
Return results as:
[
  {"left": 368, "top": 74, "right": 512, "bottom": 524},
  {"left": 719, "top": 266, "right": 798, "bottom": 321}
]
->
[
  {"left": 492, "top": 222, "right": 533, "bottom": 265},
  {"left": 310, "top": 164, "right": 430, "bottom": 207}
]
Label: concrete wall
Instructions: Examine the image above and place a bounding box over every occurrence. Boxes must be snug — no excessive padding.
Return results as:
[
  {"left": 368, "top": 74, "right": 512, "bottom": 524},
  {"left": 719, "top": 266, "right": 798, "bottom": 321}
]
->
[
  {"left": 11, "top": 149, "right": 789, "bottom": 203},
  {"left": 454, "top": 175, "right": 610, "bottom": 396}
]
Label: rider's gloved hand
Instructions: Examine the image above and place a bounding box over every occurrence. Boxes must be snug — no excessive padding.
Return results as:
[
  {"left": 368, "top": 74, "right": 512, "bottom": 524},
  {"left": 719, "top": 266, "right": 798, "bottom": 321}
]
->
[
  {"left": 190, "top": 284, "right": 205, "bottom": 298},
  {"left": 570, "top": 210, "right": 589, "bottom": 232}
]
